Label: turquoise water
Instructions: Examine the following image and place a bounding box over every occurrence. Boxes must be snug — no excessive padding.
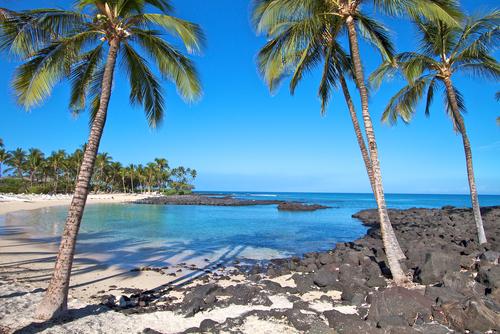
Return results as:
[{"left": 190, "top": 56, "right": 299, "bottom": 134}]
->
[{"left": 3, "top": 192, "right": 500, "bottom": 269}]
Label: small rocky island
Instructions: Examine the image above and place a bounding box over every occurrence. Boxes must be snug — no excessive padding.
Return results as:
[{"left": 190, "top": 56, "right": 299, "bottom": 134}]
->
[{"left": 134, "top": 193, "right": 332, "bottom": 211}]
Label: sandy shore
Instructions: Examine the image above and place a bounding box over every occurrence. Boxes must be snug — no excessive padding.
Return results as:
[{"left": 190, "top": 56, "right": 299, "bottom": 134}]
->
[
  {"left": 0, "top": 193, "right": 342, "bottom": 333},
  {"left": 0, "top": 193, "right": 208, "bottom": 302}
]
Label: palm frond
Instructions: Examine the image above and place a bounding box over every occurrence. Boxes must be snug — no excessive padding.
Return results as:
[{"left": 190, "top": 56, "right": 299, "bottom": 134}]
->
[
  {"left": 120, "top": 42, "right": 166, "bottom": 129},
  {"left": 140, "top": 14, "right": 207, "bottom": 55},
  {"left": 69, "top": 43, "right": 106, "bottom": 115},
  {"left": 10, "top": 41, "right": 74, "bottom": 110},
  {"left": 455, "top": 60, "right": 500, "bottom": 82},
  {"left": 424, "top": 76, "right": 442, "bottom": 117},
  {"left": 374, "top": 0, "right": 463, "bottom": 26},
  {"left": 354, "top": 12, "right": 395, "bottom": 62},
  {"left": 443, "top": 85, "right": 466, "bottom": 133},
  {"left": 381, "top": 76, "right": 433, "bottom": 126},
  {"left": 131, "top": 29, "right": 203, "bottom": 105}
]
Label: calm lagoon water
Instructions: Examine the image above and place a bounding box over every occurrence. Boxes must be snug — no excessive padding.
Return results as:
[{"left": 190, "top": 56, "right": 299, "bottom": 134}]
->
[{"left": 3, "top": 192, "right": 500, "bottom": 269}]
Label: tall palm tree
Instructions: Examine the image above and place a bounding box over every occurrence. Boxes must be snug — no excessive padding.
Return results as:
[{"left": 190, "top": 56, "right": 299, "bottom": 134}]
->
[
  {"left": 126, "top": 163, "right": 136, "bottom": 193},
  {"left": 251, "top": 0, "right": 462, "bottom": 285},
  {"left": 154, "top": 157, "right": 168, "bottom": 189},
  {"left": 145, "top": 161, "right": 158, "bottom": 193},
  {"left": 135, "top": 163, "right": 145, "bottom": 193},
  {"left": 26, "top": 148, "right": 45, "bottom": 188},
  {"left": 119, "top": 166, "right": 128, "bottom": 192},
  {"left": 0, "top": 0, "right": 205, "bottom": 319},
  {"left": 108, "top": 161, "right": 123, "bottom": 191},
  {"left": 70, "top": 149, "right": 84, "bottom": 190},
  {"left": 0, "top": 139, "right": 3, "bottom": 148},
  {"left": 370, "top": 11, "right": 500, "bottom": 245},
  {"left": 95, "top": 152, "right": 113, "bottom": 193},
  {"left": 0, "top": 148, "right": 7, "bottom": 178},
  {"left": 47, "top": 150, "right": 67, "bottom": 193},
  {"left": 4, "top": 148, "right": 28, "bottom": 192}
]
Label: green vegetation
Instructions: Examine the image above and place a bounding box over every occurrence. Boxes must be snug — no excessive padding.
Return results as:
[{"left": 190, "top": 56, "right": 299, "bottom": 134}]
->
[{"left": 0, "top": 145, "right": 196, "bottom": 195}]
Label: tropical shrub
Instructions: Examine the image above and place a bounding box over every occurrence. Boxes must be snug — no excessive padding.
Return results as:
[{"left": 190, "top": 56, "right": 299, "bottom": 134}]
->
[
  {"left": 28, "top": 186, "right": 52, "bottom": 194},
  {"left": 0, "top": 186, "right": 20, "bottom": 194}
]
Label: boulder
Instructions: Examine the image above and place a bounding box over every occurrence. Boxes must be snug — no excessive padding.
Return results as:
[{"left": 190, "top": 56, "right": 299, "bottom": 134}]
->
[
  {"left": 314, "top": 267, "right": 338, "bottom": 287},
  {"left": 367, "top": 287, "right": 433, "bottom": 325},
  {"left": 442, "top": 296, "right": 500, "bottom": 332},
  {"left": 415, "top": 252, "right": 460, "bottom": 285}
]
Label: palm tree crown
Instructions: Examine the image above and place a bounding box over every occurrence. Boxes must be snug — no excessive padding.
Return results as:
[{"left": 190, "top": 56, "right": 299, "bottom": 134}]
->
[
  {"left": 370, "top": 10, "right": 500, "bottom": 245},
  {"left": 0, "top": 0, "right": 206, "bottom": 320}
]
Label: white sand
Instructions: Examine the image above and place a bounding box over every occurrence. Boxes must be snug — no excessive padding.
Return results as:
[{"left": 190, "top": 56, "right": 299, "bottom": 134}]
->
[{"left": 0, "top": 193, "right": 345, "bottom": 333}]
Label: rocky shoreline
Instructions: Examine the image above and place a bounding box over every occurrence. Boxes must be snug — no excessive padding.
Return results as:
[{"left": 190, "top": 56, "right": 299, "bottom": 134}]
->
[{"left": 82, "top": 204, "right": 500, "bottom": 333}]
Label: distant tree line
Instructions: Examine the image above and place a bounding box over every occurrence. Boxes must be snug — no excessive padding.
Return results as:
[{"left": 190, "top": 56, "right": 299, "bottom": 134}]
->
[{"left": 0, "top": 144, "right": 196, "bottom": 195}]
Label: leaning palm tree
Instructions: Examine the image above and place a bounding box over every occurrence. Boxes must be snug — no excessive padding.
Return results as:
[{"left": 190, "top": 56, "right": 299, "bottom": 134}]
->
[
  {"left": 251, "top": 0, "right": 462, "bottom": 285},
  {"left": 0, "top": 0, "right": 205, "bottom": 319},
  {"left": 370, "top": 10, "right": 500, "bottom": 245}
]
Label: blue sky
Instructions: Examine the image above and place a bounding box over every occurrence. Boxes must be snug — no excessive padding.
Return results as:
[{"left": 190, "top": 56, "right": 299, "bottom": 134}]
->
[{"left": 1, "top": 0, "right": 499, "bottom": 194}]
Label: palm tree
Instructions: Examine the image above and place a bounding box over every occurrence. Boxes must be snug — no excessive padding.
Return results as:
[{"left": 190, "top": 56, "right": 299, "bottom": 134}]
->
[
  {"left": 251, "top": 0, "right": 462, "bottom": 285},
  {"left": 0, "top": 139, "right": 3, "bottom": 148},
  {"left": 370, "top": 11, "right": 500, "bottom": 245},
  {"left": 135, "top": 163, "right": 145, "bottom": 193},
  {"left": 0, "top": 0, "right": 205, "bottom": 319},
  {"left": 126, "top": 163, "right": 136, "bottom": 193},
  {"left": 70, "top": 149, "right": 84, "bottom": 189},
  {"left": 145, "top": 162, "right": 158, "bottom": 193},
  {"left": 154, "top": 157, "right": 168, "bottom": 189},
  {"left": 4, "top": 148, "right": 29, "bottom": 192},
  {"left": 26, "top": 148, "right": 45, "bottom": 188},
  {"left": 0, "top": 148, "right": 7, "bottom": 178},
  {"left": 119, "top": 167, "right": 128, "bottom": 192},
  {"left": 108, "top": 161, "right": 123, "bottom": 191},
  {"left": 95, "top": 152, "right": 113, "bottom": 193},
  {"left": 47, "top": 150, "right": 67, "bottom": 193}
]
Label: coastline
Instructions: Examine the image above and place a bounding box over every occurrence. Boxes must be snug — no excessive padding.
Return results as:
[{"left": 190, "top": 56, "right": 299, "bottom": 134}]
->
[{"left": 2, "top": 194, "right": 500, "bottom": 333}]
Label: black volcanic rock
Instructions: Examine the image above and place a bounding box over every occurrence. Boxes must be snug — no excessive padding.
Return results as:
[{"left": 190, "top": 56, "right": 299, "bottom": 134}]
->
[{"left": 277, "top": 201, "right": 332, "bottom": 211}]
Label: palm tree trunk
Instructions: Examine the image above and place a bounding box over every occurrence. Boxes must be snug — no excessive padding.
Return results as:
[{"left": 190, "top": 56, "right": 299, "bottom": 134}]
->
[
  {"left": 339, "top": 73, "right": 376, "bottom": 191},
  {"left": 346, "top": 15, "right": 405, "bottom": 284},
  {"left": 17, "top": 167, "right": 29, "bottom": 193},
  {"left": 35, "top": 39, "right": 120, "bottom": 320},
  {"left": 443, "top": 76, "right": 487, "bottom": 244}
]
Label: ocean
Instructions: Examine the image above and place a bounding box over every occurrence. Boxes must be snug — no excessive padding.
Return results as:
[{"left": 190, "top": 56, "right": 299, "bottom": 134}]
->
[{"left": 3, "top": 192, "right": 500, "bottom": 269}]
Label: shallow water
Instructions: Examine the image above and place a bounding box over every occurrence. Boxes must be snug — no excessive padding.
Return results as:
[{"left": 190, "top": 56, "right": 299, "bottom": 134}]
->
[{"left": 2, "top": 192, "right": 500, "bottom": 269}]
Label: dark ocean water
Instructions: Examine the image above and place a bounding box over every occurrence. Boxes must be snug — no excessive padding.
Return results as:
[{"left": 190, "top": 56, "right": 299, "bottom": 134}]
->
[{"left": 3, "top": 192, "right": 499, "bottom": 269}]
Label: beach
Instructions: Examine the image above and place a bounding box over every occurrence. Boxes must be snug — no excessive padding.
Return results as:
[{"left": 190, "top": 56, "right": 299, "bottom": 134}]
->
[
  {"left": 0, "top": 193, "right": 340, "bottom": 333},
  {"left": 1, "top": 194, "right": 500, "bottom": 333}
]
